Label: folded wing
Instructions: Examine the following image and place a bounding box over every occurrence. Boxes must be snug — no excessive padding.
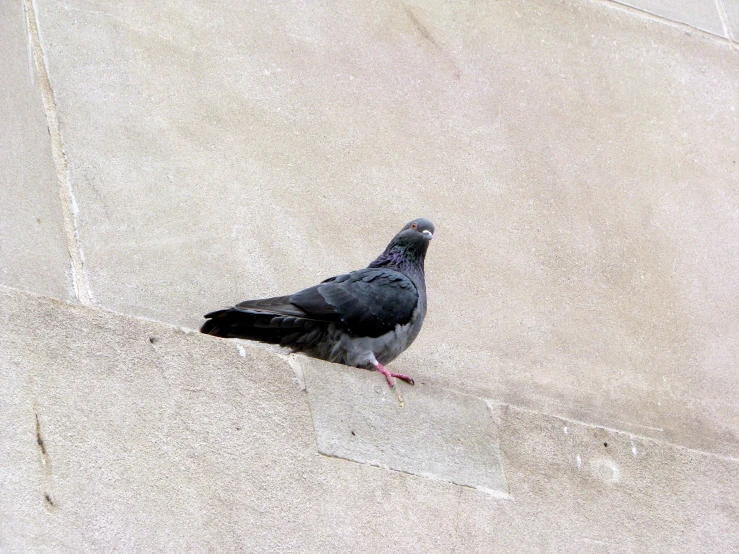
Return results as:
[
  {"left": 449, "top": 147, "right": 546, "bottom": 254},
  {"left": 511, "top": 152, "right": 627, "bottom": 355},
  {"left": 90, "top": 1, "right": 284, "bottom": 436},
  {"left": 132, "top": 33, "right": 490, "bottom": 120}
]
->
[{"left": 200, "top": 268, "right": 418, "bottom": 345}]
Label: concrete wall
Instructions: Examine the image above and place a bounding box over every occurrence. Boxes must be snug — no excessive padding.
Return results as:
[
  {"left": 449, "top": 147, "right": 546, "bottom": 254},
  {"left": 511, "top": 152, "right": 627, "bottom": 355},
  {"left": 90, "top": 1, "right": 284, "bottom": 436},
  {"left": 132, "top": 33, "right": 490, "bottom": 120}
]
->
[{"left": 2, "top": 0, "right": 738, "bottom": 551}]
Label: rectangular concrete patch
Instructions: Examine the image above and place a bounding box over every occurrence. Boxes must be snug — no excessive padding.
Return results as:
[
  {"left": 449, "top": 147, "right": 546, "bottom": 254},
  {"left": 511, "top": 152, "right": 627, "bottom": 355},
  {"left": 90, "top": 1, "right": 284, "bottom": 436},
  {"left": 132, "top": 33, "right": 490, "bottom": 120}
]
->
[{"left": 301, "top": 358, "right": 508, "bottom": 496}]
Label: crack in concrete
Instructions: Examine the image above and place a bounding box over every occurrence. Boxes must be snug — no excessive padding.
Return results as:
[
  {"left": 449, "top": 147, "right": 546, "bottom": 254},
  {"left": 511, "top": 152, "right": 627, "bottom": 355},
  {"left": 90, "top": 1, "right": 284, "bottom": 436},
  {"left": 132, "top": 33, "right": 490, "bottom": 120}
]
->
[
  {"left": 35, "top": 412, "right": 49, "bottom": 462},
  {"left": 316, "top": 447, "right": 512, "bottom": 498},
  {"left": 23, "top": 0, "right": 93, "bottom": 305},
  {"left": 403, "top": 4, "right": 441, "bottom": 51},
  {"left": 34, "top": 409, "right": 56, "bottom": 509},
  {"left": 509, "top": 404, "right": 739, "bottom": 463}
]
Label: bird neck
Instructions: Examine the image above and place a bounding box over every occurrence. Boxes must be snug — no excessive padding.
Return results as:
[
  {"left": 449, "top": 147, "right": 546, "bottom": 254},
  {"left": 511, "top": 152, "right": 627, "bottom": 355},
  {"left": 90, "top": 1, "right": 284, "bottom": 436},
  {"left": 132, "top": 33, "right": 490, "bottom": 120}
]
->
[{"left": 369, "top": 244, "right": 426, "bottom": 279}]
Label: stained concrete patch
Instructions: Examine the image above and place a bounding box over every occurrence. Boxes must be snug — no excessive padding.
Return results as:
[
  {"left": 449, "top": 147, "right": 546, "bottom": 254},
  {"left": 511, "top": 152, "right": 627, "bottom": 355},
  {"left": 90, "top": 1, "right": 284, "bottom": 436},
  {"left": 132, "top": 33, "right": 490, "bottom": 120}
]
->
[{"left": 301, "top": 358, "right": 508, "bottom": 496}]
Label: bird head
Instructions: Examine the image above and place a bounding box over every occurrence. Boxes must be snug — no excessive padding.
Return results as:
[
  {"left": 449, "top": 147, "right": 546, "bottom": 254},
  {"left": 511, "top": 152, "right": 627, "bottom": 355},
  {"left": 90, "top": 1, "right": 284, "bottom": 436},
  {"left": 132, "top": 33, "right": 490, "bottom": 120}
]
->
[
  {"left": 370, "top": 218, "right": 435, "bottom": 271},
  {"left": 401, "top": 218, "right": 434, "bottom": 239}
]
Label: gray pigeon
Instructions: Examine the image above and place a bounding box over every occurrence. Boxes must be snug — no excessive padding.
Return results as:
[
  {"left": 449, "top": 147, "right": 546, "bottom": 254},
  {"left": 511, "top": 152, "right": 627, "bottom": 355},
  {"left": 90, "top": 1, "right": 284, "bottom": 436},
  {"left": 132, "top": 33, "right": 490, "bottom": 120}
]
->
[{"left": 200, "top": 218, "right": 434, "bottom": 387}]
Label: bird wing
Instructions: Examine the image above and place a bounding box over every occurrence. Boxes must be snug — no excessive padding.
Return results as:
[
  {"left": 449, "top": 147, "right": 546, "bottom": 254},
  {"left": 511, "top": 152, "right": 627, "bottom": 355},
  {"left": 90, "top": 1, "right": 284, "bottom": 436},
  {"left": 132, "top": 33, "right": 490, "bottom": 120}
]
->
[{"left": 233, "top": 268, "right": 418, "bottom": 338}]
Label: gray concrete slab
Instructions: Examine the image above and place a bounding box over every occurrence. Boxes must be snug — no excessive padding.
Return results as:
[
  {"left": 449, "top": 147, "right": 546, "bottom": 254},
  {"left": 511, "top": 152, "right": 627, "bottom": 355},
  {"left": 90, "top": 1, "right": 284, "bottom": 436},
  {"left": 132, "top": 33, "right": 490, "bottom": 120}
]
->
[
  {"left": 31, "top": 0, "right": 739, "bottom": 459},
  {"left": 611, "top": 0, "right": 726, "bottom": 36},
  {"left": 0, "top": 1, "right": 72, "bottom": 300},
  {"left": 1, "top": 286, "right": 737, "bottom": 552},
  {"left": 302, "top": 357, "right": 508, "bottom": 495}
]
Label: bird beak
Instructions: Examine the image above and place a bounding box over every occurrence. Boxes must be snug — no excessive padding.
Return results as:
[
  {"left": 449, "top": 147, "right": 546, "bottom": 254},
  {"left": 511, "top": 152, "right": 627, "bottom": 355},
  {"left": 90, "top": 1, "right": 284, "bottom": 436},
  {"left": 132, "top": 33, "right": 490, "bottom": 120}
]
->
[{"left": 422, "top": 230, "right": 433, "bottom": 240}]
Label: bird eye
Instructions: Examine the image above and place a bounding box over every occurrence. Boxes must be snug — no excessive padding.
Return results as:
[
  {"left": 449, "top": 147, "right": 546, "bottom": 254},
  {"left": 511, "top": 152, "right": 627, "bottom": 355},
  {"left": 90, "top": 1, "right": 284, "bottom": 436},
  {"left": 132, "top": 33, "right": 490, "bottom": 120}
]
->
[{"left": 411, "top": 223, "right": 417, "bottom": 230}]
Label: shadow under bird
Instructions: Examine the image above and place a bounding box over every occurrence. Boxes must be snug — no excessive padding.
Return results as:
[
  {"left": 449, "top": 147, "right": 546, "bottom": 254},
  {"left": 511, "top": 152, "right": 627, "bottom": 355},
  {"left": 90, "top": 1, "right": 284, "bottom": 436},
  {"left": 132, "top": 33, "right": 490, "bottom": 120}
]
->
[{"left": 200, "top": 218, "right": 435, "bottom": 387}]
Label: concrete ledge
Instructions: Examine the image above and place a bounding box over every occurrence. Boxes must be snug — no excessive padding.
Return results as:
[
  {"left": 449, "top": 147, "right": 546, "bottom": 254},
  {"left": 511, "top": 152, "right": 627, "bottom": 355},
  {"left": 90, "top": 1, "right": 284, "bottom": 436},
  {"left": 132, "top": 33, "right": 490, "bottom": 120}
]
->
[{"left": 2, "top": 285, "right": 737, "bottom": 551}]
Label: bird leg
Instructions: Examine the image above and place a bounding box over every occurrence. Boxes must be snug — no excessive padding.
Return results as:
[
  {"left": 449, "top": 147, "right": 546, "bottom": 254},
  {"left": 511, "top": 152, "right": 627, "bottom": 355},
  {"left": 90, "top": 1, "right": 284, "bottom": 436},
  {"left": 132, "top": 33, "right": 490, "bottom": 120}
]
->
[{"left": 371, "top": 361, "right": 415, "bottom": 388}]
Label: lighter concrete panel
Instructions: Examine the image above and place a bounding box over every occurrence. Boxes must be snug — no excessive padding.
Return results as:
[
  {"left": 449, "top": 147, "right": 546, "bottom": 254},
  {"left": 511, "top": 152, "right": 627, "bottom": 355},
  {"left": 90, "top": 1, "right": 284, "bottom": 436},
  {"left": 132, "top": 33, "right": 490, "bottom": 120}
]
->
[
  {"left": 0, "top": 1, "right": 71, "bottom": 299},
  {"left": 31, "top": 0, "right": 739, "bottom": 458},
  {"left": 303, "top": 358, "right": 508, "bottom": 495}
]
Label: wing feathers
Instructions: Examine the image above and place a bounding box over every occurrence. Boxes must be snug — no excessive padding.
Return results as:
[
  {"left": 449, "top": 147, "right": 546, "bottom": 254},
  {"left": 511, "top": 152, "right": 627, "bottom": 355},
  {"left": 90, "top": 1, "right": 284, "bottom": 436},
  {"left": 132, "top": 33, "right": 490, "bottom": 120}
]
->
[
  {"left": 201, "top": 268, "right": 418, "bottom": 342},
  {"left": 292, "top": 268, "right": 418, "bottom": 337}
]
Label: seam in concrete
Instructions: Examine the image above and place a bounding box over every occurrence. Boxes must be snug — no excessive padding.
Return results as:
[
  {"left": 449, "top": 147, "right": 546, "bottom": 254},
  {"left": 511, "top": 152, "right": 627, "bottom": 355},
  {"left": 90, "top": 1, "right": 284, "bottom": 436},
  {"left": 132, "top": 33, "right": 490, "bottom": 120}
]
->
[
  {"left": 316, "top": 446, "right": 514, "bottom": 499},
  {"left": 601, "top": 0, "right": 737, "bottom": 46},
  {"left": 23, "top": 0, "right": 93, "bottom": 306},
  {"left": 715, "top": 0, "right": 734, "bottom": 42}
]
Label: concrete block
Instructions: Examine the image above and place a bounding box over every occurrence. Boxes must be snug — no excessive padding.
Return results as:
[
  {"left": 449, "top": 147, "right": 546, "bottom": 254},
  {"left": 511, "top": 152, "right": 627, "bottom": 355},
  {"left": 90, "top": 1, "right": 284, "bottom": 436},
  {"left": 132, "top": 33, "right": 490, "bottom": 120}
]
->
[
  {"left": 302, "top": 358, "right": 508, "bottom": 495},
  {"left": 30, "top": 0, "right": 739, "bottom": 459},
  {"left": 611, "top": 0, "right": 726, "bottom": 36},
  {"left": 0, "top": 1, "right": 71, "bottom": 299}
]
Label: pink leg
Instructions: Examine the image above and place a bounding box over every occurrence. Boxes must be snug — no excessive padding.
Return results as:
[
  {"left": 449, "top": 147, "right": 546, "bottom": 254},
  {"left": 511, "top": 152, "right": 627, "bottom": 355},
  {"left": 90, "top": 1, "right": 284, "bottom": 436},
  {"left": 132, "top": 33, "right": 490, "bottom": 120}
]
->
[{"left": 371, "top": 361, "right": 415, "bottom": 388}]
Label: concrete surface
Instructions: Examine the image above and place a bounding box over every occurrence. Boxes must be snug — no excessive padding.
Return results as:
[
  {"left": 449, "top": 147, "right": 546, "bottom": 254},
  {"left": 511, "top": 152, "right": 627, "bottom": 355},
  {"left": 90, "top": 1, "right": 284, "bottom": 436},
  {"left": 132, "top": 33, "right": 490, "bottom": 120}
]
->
[
  {"left": 2, "top": 0, "right": 739, "bottom": 550},
  {"left": 1, "top": 286, "right": 737, "bottom": 552},
  {"left": 0, "top": 0, "right": 72, "bottom": 300},
  {"left": 28, "top": 0, "right": 739, "bottom": 458}
]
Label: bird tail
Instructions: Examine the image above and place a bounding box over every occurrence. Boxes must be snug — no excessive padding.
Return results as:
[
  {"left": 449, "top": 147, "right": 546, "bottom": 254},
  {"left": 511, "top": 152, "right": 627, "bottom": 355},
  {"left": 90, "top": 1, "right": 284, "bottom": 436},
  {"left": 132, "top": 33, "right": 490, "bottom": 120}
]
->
[{"left": 200, "top": 308, "right": 325, "bottom": 351}]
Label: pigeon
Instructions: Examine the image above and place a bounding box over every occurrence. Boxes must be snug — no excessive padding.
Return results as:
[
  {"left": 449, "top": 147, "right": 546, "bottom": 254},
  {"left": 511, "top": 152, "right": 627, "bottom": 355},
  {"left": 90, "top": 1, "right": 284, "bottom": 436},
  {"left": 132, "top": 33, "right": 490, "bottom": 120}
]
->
[{"left": 200, "top": 218, "right": 434, "bottom": 387}]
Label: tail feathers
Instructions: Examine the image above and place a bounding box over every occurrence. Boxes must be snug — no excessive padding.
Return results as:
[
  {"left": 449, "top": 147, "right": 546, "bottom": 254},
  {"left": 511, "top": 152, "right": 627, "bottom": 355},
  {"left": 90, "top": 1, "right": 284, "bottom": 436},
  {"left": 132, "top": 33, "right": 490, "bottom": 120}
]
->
[{"left": 200, "top": 308, "right": 326, "bottom": 350}]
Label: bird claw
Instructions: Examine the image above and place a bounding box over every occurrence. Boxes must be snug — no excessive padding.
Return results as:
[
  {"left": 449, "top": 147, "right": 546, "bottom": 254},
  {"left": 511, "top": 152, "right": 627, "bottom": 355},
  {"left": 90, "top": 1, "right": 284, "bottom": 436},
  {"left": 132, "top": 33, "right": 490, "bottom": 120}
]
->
[
  {"left": 372, "top": 362, "right": 414, "bottom": 388},
  {"left": 393, "top": 374, "right": 415, "bottom": 386}
]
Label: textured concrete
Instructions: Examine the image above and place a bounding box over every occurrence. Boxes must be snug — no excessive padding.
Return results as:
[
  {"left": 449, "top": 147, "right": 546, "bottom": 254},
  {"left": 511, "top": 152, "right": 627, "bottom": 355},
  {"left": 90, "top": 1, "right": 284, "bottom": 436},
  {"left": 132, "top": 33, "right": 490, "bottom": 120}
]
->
[
  {"left": 303, "top": 358, "right": 508, "bottom": 495},
  {"left": 29, "top": 0, "right": 739, "bottom": 458},
  {"left": 611, "top": 0, "right": 726, "bottom": 36},
  {"left": 1, "top": 286, "right": 737, "bottom": 552},
  {"left": 3, "top": 0, "right": 739, "bottom": 549},
  {"left": 0, "top": 1, "right": 71, "bottom": 299}
]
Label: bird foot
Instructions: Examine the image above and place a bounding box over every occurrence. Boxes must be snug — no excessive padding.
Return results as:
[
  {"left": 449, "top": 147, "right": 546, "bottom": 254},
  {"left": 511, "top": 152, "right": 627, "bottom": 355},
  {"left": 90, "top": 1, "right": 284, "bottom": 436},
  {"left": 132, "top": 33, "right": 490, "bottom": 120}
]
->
[{"left": 372, "top": 362, "right": 415, "bottom": 388}]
